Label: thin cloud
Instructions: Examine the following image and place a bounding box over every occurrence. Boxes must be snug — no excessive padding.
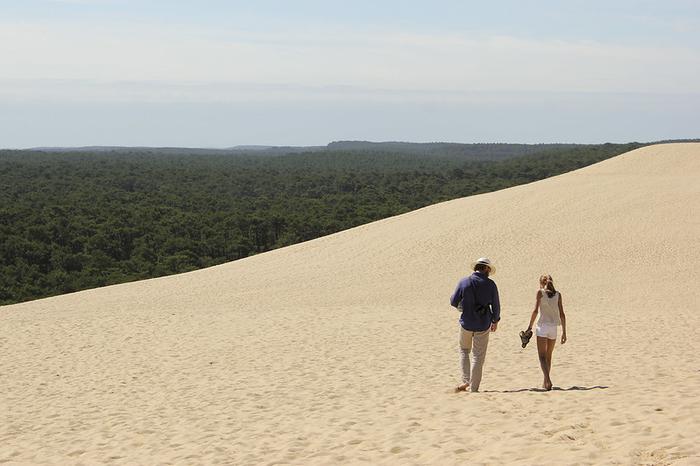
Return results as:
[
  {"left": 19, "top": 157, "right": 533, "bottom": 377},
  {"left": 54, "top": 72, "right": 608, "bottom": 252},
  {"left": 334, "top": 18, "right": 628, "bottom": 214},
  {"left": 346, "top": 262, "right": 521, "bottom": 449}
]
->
[
  {"left": 45, "top": 0, "right": 116, "bottom": 4},
  {"left": 1, "top": 21, "right": 699, "bottom": 99}
]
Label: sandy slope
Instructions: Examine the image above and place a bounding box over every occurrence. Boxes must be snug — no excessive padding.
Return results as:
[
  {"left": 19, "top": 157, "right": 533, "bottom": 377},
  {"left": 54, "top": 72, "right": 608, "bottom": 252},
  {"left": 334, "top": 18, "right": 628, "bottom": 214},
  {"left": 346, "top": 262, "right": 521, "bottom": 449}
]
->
[{"left": 2, "top": 143, "right": 699, "bottom": 465}]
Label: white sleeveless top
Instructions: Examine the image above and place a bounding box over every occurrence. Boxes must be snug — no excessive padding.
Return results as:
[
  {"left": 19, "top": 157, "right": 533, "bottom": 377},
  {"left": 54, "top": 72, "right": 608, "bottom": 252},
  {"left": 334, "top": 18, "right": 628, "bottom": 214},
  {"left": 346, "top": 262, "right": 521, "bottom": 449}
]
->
[{"left": 538, "top": 290, "right": 561, "bottom": 326}]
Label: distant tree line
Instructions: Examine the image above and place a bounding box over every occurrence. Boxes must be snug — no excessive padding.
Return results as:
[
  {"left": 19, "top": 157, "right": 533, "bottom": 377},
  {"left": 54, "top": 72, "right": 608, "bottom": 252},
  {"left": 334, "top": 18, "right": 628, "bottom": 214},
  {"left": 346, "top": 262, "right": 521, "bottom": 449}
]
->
[{"left": 0, "top": 142, "right": 643, "bottom": 304}]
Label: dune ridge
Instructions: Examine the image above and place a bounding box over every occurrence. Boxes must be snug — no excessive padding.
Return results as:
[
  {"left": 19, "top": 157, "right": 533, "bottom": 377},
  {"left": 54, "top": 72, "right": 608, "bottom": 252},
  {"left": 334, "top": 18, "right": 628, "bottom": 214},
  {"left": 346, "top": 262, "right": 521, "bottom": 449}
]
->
[{"left": 2, "top": 143, "right": 699, "bottom": 465}]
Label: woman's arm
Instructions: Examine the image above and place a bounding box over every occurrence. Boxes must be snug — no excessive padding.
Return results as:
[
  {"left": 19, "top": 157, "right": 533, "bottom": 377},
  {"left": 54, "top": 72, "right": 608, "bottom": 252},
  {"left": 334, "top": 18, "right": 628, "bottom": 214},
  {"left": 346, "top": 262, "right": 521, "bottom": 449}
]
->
[
  {"left": 559, "top": 293, "right": 567, "bottom": 344},
  {"left": 527, "top": 290, "right": 541, "bottom": 330}
]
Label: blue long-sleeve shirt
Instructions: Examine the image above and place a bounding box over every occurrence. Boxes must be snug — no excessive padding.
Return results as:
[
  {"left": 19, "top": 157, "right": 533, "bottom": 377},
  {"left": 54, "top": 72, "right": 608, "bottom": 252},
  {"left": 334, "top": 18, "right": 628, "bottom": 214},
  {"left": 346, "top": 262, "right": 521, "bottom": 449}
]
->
[{"left": 450, "top": 271, "right": 501, "bottom": 331}]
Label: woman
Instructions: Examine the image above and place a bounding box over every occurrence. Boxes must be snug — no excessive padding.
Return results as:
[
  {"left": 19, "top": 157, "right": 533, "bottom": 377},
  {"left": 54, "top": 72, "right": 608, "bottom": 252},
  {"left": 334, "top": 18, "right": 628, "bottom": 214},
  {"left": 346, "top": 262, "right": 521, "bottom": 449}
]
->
[{"left": 526, "top": 275, "right": 567, "bottom": 390}]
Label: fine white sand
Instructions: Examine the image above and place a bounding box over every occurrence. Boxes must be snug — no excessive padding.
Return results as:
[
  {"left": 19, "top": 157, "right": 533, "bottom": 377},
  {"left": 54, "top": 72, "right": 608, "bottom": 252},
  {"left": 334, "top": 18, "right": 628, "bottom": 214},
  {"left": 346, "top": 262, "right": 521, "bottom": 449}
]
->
[{"left": 2, "top": 143, "right": 699, "bottom": 465}]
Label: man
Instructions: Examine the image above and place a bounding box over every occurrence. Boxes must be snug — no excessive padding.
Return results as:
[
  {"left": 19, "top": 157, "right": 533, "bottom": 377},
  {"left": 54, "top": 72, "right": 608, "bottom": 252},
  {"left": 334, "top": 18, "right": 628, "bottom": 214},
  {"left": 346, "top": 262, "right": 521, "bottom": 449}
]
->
[{"left": 450, "top": 257, "right": 501, "bottom": 393}]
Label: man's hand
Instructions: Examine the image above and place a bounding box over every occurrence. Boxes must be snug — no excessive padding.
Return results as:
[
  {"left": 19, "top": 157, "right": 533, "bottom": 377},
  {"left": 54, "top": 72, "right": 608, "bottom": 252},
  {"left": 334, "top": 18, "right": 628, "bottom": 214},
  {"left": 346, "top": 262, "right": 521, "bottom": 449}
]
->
[
  {"left": 561, "top": 333, "right": 567, "bottom": 344},
  {"left": 490, "top": 322, "right": 498, "bottom": 332}
]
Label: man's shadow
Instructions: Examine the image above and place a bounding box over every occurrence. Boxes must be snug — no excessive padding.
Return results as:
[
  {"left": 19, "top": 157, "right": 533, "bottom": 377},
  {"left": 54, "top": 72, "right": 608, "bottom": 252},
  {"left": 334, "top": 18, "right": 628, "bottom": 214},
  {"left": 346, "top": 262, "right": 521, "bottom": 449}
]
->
[{"left": 484, "top": 385, "right": 609, "bottom": 393}]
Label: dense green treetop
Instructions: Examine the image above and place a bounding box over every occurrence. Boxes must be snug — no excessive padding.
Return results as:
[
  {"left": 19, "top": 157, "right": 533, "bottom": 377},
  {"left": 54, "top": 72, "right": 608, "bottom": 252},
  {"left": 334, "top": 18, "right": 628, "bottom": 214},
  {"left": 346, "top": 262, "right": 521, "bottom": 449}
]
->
[{"left": 0, "top": 142, "right": 648, "bottom": 304}]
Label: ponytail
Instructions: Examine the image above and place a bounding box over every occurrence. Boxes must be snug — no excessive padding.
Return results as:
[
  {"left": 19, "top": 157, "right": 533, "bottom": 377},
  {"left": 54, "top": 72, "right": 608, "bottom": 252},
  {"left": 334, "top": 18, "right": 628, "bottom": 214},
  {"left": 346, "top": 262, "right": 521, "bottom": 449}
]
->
[{"left": 545, "top": 276, "right": 557, "bottom": 298}]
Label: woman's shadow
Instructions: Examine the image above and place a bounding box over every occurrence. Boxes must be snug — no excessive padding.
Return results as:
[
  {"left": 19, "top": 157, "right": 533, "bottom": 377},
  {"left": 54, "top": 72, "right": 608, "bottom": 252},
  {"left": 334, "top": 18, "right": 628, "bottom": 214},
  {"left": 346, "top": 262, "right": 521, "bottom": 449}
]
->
[{"left": 485, "top": 385, "right": 609, "bottom": 393}]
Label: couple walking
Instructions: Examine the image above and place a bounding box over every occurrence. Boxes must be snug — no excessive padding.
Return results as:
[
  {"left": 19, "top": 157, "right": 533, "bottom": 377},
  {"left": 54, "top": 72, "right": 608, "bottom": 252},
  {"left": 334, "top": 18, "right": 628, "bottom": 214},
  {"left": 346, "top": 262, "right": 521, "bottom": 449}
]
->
[{"left": 450, "top": 258, "right": 567, "bottom": 392}]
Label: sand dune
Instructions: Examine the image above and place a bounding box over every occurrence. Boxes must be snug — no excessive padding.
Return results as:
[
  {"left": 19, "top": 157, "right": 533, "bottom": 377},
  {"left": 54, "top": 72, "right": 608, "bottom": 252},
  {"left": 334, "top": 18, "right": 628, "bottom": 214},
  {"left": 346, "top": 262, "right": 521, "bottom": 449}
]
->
[{"left": 2, "top": 143, "right": 699, "bottom": 465}]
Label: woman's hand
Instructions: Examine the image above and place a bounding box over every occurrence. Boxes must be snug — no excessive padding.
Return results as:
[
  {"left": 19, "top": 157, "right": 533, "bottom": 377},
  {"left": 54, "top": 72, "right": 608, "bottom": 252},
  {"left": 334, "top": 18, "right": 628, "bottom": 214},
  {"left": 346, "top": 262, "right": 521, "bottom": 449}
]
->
[{"left": 561, "top": 333, "right": 567, "bottom": 344}]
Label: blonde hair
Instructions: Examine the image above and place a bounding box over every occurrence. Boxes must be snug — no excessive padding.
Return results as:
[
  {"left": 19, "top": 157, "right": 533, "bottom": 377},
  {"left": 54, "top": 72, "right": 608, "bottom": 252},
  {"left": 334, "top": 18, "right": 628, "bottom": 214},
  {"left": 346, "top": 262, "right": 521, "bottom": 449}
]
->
[{"left": 540, "top": 274, "right": 557, "bottom": 298}]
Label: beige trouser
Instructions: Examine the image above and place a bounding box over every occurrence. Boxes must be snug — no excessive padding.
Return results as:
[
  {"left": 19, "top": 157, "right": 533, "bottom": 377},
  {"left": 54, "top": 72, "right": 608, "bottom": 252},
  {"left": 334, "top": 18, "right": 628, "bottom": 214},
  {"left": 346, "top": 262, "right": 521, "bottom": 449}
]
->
[{"left": 459, "top": 327, "right": 491, "bottom": 392}]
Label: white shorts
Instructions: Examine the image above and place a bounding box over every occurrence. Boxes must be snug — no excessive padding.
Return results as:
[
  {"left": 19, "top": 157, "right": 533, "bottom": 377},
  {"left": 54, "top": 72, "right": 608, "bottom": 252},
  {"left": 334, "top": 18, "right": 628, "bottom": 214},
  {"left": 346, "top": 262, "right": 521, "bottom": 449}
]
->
[{"left": 535, "top": 322, "right": 558, "bottom": 340}]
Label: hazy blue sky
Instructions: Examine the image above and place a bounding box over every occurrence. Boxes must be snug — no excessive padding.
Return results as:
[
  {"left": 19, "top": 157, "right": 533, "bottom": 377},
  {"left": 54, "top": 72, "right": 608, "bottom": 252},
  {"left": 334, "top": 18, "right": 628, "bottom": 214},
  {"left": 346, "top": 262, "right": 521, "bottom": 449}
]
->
[{"left": 1, "top": 0, "right": 699, "bottom": 147}]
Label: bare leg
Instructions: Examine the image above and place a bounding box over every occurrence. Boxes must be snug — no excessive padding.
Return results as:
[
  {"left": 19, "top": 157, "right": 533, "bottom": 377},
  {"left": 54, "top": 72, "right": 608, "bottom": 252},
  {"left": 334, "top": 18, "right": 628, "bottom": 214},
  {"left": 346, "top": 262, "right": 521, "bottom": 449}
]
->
[
  {"left": 537, "top": 336, "right": 552, "bottom": 390},
  {"left": 545, "top": 337, "right": 556, "bottom": 390}
]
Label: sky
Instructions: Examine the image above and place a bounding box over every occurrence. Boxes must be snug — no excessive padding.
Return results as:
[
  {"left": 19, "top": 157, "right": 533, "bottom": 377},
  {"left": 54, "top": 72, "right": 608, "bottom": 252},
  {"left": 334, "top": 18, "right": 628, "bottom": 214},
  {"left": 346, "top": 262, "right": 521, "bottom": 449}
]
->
[{"left": 1, "top": 0, "right": 699, "bottom": 148}]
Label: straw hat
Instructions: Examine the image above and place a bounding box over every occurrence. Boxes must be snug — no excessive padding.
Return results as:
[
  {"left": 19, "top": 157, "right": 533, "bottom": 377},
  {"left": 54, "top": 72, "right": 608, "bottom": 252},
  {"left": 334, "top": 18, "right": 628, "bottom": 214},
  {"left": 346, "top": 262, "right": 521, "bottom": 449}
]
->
[{"left": 471, "top": 257, "right": 496, "bottom": 275}]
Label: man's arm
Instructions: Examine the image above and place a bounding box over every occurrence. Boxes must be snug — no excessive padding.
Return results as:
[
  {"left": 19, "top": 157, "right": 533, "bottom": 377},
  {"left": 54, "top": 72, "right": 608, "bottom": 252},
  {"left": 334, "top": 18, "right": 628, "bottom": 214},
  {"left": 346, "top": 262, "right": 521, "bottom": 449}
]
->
[
  {"left": 491, "top": 282, "right": 501, "bottom": 323},
  {"left": 450, "top": 279, "right": 465, "bottom": 309},
  {"left": 489, "top": 282, "right": 500, "bottom": 332}
]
